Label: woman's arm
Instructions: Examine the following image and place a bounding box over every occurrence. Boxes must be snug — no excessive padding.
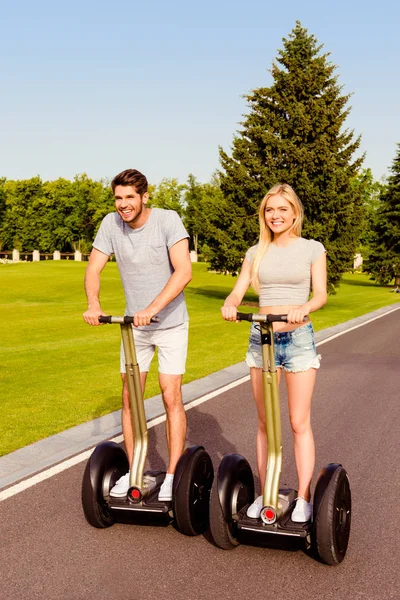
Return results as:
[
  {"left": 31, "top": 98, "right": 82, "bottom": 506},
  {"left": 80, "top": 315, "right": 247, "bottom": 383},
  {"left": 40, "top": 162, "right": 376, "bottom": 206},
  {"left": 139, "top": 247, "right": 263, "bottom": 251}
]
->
[
  {"left": 221, "top": 258, "right": 252, "bottom": 321},
  {"left": 287, "top": 252, "right": 327, "bottom": 324}
]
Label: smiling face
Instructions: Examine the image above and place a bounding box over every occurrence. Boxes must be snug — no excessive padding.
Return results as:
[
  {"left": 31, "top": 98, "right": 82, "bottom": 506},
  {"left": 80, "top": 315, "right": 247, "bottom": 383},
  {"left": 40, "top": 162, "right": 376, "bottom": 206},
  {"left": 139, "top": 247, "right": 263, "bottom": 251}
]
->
[
  {"left": 264, "top": 193, "right": 296, "bottom": 237},
  {"left": 114, "top": 185, "right": 149, "bottom": 229}
]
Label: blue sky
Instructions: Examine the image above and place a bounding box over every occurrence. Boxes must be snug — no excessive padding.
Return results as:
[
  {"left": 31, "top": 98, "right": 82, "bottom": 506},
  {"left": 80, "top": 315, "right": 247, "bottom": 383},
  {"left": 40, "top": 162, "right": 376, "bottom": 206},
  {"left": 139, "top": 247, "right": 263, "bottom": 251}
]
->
[{"left": 1, "top": 0, "right": 399, "bottom": 186}]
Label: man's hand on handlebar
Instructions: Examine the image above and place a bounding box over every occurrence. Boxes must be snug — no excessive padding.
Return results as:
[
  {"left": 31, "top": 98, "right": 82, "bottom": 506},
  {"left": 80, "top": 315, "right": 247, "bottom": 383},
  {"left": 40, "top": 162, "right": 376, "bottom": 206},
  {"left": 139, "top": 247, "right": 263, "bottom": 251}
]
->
[
  {"left": 133, "top": 308, "right": 157, "bottom": 327},
  {"left": 83, "top": 306, "right": 106, "bottom": 326}
]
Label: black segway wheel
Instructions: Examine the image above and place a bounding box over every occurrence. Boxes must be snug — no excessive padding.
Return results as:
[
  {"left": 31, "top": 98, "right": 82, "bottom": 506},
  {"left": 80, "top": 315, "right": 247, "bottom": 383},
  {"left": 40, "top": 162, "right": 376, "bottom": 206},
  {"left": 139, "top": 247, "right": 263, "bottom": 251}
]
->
[
  {"left": 313, "top": 464, "right": 351, "bottom": 565},
  {"left": 81, "top": 441, "right": 129, "bottom": 528},
  {"left": 209, "top": 454, "right": 254, "bottom": 550},
  {"left": 172, "top": 446, "right": 214, "bottom": 536}
]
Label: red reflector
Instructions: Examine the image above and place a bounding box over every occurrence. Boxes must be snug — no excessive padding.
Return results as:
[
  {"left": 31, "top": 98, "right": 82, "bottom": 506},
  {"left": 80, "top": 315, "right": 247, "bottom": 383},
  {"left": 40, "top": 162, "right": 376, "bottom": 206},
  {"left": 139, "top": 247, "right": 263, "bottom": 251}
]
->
[
  {"left": 266, "top": 509, "right": 275, "bottom": 520},
  {"left": 131, "top": 489, "right": 140, "bottom": 499}
]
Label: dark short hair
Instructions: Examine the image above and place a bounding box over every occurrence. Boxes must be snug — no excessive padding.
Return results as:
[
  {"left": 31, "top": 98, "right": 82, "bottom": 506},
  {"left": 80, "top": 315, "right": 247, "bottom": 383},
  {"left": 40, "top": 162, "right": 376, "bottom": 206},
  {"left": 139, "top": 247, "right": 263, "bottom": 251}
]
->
[{"left": 111, "top": 169, "right": 148, "bottom": 196}]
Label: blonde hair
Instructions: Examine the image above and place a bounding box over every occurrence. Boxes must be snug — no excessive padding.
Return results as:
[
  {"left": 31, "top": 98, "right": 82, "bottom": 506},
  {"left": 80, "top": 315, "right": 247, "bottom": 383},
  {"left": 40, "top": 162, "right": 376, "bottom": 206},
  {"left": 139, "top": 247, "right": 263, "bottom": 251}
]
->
[{"left": 250, "top": 183, "right": 304, "bottom": 294}]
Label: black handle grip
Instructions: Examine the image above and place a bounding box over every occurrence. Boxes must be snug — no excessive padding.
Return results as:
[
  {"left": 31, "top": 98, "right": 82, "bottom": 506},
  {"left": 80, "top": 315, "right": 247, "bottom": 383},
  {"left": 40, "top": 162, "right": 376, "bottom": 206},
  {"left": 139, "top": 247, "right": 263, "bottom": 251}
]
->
[
  {"left": 236, "top": 312, "right": 288, "bottom": 323},
  {"left": 266, "top": 314, "right": 289, "bottom": 323},
  {"left": 99, "top": 316, "right": 112, "bottom": 324},
  {"left": 236, "top": 312, "right": 254, "bottom": 322},
  {"left": 98, "top": 315, "right": 160, "bottom": 324}
]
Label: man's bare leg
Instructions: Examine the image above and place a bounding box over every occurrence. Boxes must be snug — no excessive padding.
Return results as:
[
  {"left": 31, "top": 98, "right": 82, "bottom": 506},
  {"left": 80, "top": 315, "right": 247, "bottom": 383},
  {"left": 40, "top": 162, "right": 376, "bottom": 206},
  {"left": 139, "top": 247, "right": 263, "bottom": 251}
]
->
[{"left": 158, "top": 373, "right": 186, "bottom": 473}]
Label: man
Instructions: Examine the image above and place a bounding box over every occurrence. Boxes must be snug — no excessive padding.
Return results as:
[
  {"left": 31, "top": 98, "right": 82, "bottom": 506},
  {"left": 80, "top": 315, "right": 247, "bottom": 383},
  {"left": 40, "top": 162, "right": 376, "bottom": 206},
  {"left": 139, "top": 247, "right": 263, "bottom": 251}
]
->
[{"left": 83, "top": 168, "right": 192, "bottom": 501}]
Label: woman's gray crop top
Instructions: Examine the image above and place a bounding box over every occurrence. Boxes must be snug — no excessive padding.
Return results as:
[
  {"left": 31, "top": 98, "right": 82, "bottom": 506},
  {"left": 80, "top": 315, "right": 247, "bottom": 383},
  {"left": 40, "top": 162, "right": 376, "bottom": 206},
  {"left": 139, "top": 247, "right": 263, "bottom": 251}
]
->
[{"left": 245, "top": 238, "right": 325, "bottom": 306}]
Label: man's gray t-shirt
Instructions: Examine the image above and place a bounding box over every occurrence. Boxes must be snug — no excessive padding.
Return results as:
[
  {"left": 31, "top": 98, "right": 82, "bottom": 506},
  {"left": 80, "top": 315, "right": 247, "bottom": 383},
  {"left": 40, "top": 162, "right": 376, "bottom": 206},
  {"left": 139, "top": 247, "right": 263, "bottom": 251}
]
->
[{"left": 93, "top": 208, "right": 189, "bottom": 330}]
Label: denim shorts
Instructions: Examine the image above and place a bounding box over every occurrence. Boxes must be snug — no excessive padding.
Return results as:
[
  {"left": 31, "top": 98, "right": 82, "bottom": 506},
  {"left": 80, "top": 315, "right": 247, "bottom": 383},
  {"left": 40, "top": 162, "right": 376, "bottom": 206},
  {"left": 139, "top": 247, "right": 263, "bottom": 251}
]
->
[{"left": 245, "top": 321, "right": 321, "bottom": 372}]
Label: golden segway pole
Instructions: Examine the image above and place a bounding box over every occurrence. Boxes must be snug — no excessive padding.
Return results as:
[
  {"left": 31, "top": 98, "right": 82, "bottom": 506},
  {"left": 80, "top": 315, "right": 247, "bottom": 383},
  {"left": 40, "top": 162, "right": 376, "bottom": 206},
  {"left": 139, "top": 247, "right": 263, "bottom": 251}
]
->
[
  {"left": 120, "top": 319, "right": 148, "bottom": 489},
  {"left": 238, "top": 313, "right": 285, "bottom": 522},
  {"left": 260, "top": 319, "right": 282, "bottom": 513},
  {"left": 100, "top": 315, "right": 156, "bottom": 490}
]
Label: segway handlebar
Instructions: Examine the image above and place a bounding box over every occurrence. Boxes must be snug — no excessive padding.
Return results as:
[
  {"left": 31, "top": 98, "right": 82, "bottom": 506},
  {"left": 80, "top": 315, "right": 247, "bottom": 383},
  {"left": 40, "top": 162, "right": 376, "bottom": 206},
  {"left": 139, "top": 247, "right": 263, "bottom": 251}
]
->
[
  {"left": 99, "top": 315, "right": 160, "bottom": 324},
  {"left": 236, "top": 312, "right": 288, "bottom": 323}
]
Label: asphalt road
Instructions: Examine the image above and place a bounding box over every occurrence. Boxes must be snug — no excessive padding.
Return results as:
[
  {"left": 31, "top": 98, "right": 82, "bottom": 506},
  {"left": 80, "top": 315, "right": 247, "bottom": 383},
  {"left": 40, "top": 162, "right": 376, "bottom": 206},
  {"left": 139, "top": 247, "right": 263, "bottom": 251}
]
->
[{"left": 1, "top": 311, "right": 399, "bottom": 600}]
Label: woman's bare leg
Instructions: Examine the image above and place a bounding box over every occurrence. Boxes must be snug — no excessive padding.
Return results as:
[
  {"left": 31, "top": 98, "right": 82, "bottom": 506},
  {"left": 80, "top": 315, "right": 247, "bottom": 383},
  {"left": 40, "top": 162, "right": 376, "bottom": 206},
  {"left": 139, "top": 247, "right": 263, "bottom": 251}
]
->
[{"left": 285, "top": 369, "right": 316, "bottom": 501}]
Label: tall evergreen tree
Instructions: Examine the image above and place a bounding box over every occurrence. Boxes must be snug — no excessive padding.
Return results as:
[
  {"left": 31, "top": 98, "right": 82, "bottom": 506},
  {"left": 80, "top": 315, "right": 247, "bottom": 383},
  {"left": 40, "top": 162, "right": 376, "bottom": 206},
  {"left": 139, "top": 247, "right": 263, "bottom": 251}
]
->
[
  {"left": 364, "top": 145, "right": 400, "bottom": 285},
  {"left": 215, "top": 21, "right": 364, "bottom": 289}
]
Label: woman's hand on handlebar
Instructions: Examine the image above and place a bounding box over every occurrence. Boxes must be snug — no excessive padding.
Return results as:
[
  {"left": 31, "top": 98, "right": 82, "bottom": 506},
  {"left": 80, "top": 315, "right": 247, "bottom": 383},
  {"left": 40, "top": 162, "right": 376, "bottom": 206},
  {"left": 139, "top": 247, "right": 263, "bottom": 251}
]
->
[
  {"left": 286, "top": 306, "right": 309, "bottom": 324},
  {"left": 221, "top": 305, "right": 238, "bottom": 321}
]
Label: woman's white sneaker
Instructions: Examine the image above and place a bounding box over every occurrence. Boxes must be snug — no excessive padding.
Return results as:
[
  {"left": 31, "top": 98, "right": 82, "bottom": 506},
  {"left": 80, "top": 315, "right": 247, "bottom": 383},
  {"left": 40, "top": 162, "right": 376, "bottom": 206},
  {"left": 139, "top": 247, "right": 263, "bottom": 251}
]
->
[
  {"left": 109, "top": 472, "right": 130, "bottom": 498},
  {"left": 246, "top": 495, "right": 263, "bottom": 518},
  {"left": 158, "top": 473, "right": 174, "bottom": 501},
  {"left": 291, "top": 496, "right": 313, "bottom": 522}
]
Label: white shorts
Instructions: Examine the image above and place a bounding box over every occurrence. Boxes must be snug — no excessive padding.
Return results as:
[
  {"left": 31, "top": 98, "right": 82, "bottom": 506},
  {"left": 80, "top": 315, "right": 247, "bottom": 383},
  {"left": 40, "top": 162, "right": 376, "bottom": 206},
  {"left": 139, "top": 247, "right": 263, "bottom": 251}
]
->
[{"left": 120, "top": 322, "right": 188, "bottom": 375}]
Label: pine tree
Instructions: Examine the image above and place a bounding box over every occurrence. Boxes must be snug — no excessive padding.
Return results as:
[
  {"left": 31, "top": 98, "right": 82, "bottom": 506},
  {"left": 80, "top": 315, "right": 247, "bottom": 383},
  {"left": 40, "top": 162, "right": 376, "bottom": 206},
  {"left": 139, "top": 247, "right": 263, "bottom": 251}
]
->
[
  {"left": 364, "top": 145, "right": 400, "bottom": 285},
  {"left": 214, "top": 21, "right": 365, "bottom": 289}
]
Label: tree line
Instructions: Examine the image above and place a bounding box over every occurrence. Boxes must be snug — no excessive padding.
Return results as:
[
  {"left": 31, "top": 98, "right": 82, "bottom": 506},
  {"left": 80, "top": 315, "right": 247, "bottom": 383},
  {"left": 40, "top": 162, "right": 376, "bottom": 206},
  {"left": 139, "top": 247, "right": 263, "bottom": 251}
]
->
[{"left": 1, "top": 22, "right": 399, "bottom": 289}]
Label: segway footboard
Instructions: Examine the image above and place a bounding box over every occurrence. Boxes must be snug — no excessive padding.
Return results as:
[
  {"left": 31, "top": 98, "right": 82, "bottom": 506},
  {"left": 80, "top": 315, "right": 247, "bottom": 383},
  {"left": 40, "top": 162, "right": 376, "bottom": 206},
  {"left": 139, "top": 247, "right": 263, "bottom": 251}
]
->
[
  {"left": 236, "top": 494, "right": 312, "bottom": 549},
  {"left": 106, "top": 469, "right": 172, "bottom": 525}
]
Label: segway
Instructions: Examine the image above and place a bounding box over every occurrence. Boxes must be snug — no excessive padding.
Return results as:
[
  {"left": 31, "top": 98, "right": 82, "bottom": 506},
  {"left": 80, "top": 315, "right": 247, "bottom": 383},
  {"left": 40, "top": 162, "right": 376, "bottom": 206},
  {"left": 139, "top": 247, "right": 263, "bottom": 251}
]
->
[
  {"left": 209, "top": 313, "right": 351, "bottom": 565},
  {"left": 81, "top": 315, "right": 213, "bottom": 536}
]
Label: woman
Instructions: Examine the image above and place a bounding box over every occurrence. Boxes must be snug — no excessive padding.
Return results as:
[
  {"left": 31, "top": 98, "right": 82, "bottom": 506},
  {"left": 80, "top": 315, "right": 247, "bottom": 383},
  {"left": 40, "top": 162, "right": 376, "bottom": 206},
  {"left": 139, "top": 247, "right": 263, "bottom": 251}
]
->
[{"left": 221, "top": 183, "right": 327, "bottom": 521}]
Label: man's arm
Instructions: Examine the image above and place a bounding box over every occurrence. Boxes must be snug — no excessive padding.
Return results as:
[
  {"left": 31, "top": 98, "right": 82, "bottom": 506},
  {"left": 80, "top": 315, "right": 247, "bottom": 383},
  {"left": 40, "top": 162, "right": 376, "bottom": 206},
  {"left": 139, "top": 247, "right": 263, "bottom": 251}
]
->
[
  {"left": 133, "top": 238, "right": 192, "bottom": 327},
  {"left": 83, "top": 248, "right": 110, "bottom": 326}
]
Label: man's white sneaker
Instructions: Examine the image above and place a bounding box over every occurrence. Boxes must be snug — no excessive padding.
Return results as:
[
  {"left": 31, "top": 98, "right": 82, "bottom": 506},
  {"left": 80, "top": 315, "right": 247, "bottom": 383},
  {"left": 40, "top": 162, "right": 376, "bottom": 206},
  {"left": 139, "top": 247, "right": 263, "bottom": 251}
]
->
[
  {"left": 291, "top": 496, "right": 313, "bottom": 522},
  {"left": 246, "top": 495, "right": 263, "bottom": 519},
  {"left": 109, "top": 472, "right": 130, "bottom": 498},
  {"left": 158, "top": 473, "right": 174, "bottom": 501}
]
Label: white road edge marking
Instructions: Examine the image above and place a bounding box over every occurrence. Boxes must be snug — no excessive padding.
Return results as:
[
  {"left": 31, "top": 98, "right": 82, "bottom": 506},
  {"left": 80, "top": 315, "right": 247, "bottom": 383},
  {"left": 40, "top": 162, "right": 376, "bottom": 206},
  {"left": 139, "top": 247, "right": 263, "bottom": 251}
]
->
[
  {"left": 315, "top": 305, "right": 400, "bottom": 346},
  {"left": 1, "top": 304, "right": 399, "bottom": 502}
]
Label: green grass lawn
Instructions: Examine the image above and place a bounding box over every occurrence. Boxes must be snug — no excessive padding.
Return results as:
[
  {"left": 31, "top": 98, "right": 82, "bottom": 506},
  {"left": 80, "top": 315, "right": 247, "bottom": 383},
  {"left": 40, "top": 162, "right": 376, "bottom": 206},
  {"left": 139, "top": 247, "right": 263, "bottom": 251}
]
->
[{"left": 0, "top": 261, "right": 399, "bottom": 456}]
